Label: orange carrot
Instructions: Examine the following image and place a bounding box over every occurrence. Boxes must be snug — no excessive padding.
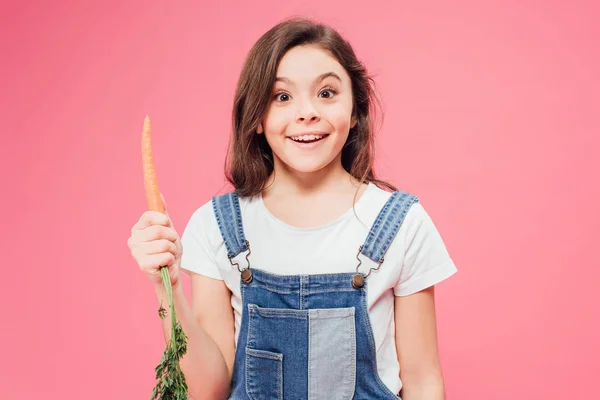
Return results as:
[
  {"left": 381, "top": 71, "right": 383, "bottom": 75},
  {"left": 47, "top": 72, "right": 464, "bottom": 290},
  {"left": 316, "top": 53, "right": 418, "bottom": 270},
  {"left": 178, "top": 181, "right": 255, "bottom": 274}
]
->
[
  {"left": 142, "top": 116, "right": 165, "bottom": 214},
  {"left": 141, "top": 116, "right": 189, "bottom": 399}
]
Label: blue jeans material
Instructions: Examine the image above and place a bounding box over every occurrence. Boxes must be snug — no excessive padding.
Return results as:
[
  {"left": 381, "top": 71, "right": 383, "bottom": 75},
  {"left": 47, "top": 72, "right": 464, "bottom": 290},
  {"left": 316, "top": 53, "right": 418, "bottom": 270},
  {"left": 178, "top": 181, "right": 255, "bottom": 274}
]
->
[{"left": 211, "top": 190, "right": 419, "bottom": 399}]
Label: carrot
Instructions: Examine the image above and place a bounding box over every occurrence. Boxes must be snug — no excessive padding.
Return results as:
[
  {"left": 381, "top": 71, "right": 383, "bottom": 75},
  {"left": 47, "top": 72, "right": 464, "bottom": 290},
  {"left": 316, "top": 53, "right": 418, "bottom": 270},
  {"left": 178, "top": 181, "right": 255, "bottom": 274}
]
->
[
  {"left": 141, "top": 116, "right": 189, "bottom": 400},
  {"left": 142, "top": 116, "right": 165, "bottom": 214}
]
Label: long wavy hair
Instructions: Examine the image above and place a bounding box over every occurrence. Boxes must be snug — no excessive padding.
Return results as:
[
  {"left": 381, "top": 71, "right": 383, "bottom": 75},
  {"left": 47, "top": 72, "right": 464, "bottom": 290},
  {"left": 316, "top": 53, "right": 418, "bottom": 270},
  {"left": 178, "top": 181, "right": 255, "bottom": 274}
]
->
[{"left": 225, "top": 18, "right": 396, "bottom": 197}]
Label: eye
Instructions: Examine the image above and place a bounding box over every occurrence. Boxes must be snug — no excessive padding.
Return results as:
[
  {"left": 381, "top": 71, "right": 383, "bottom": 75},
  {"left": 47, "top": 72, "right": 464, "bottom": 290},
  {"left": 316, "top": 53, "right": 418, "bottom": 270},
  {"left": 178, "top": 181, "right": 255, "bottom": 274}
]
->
[
  {"left": 273, "top": 91, "right": 291, "bottom": 102},
  {"left": 319, "top": 87, "right": 338, "bottom": 99}
]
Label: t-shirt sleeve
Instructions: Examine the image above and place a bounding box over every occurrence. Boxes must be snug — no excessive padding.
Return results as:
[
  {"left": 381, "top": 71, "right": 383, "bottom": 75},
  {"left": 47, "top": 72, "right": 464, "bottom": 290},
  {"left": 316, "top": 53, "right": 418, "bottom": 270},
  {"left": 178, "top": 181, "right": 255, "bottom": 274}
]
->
[
  {"left": 394, "top": 202, "right": 457, "bottom": 296},
  {"left": 179, "top": 201, "right": 223, "bottom": 280}
]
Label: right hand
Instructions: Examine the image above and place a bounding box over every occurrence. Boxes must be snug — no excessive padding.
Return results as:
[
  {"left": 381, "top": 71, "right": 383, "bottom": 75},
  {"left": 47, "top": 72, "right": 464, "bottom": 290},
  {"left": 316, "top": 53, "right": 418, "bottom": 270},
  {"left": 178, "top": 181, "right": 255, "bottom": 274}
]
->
[{"left": 128, "top": 200, "right": 183, "bottom": 288}]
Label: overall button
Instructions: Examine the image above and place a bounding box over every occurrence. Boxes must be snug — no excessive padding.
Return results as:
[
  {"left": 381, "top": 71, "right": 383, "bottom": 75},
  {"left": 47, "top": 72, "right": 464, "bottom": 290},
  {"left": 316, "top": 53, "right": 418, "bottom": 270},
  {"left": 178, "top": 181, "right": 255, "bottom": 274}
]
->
[
  {"left": 241, "top": 269, "right": 253, "bottom": 283},
  {"left": 352, "top": 273, "right": 364, "bottom": 288}
]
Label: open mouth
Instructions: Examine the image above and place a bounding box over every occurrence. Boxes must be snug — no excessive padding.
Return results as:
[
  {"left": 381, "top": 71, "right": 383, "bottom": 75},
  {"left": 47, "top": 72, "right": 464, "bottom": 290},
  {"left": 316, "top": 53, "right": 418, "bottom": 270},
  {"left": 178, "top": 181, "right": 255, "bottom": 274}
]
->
[{"left": 288, "top": 134, "right": 330, "bottom": 144}]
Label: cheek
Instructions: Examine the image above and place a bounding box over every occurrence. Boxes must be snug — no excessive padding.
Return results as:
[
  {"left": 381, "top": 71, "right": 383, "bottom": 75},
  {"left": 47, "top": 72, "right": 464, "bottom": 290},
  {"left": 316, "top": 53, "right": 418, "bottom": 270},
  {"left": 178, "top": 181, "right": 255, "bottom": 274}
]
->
[
  {"left": 263, "top": 106, "right": 291, "bottom": 133},
  {"left": 328, "top": 104, "right": 354, "bottom": 132}
]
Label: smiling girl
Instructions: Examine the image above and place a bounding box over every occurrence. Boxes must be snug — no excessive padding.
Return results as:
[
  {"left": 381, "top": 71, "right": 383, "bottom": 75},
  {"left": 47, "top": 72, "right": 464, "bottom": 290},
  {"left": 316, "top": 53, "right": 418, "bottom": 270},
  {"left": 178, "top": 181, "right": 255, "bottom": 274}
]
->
[{"left": 129, "top": 18, "right": 457, "bottom": 400}]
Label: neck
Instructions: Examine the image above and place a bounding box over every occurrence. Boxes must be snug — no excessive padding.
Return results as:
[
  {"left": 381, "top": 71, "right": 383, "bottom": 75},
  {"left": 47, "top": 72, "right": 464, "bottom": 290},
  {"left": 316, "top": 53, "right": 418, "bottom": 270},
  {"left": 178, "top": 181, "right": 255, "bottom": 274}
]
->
[{"left": 264, "top": 155, "right": 360, "bottom": 197}]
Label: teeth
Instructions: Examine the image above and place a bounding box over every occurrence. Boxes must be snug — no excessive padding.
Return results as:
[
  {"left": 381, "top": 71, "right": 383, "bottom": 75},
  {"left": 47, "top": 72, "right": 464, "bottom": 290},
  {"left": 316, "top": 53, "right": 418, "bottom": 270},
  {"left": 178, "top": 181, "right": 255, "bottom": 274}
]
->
[{"left": 291, "top": 134, "right": 324, "bottom": 142}]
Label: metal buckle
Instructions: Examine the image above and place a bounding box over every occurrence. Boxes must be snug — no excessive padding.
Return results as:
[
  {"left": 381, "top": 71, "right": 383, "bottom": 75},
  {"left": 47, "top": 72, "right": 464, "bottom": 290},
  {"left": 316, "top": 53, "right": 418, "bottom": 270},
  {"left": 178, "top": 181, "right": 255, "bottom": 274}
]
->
[
  {"left": 352, "top": 245, "right": 384, "bottom": 288},
  {"left": 228, "top": 240, "right": 253, "bottom": 283}
]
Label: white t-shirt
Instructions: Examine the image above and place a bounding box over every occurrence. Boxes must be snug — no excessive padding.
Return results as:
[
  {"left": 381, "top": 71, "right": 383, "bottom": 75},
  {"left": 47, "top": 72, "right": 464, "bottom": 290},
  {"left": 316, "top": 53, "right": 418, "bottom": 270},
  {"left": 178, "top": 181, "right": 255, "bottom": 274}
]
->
[{"left": 180, "top": 182, "right": 457, "bottom": 394}]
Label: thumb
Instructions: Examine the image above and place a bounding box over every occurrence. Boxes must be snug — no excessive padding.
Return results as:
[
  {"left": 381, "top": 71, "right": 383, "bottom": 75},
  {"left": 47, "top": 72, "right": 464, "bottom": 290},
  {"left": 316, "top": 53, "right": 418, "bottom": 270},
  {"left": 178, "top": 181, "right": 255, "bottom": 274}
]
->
[
  {"left": 160, "top": 192, "right": 175, "bottom": 229},
  {"left": 160, "top": 192, "right": 169, "bottom": 217}
]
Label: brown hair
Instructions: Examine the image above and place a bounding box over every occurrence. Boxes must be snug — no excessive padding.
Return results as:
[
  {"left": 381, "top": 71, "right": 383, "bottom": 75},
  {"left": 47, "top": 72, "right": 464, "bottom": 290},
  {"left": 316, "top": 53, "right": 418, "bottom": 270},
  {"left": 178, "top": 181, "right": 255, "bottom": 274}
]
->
[{"left": 225, "top": 17, "right": 397, "bottom": 197}]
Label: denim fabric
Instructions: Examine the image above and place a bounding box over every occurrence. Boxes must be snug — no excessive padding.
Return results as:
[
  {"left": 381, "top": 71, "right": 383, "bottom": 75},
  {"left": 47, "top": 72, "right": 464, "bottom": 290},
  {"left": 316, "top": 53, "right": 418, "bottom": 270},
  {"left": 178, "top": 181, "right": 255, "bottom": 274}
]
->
[
  {"left": 212, "top": 192, "right": 248, "bottom": 258},
  {"left": 211, "top": 190, "right": 418, "bottom": 399},
  {"left": 307, "top": 307, "right": 356, "bottom": 400},
  {"left": 360, "top": 191, "right": 419, "bottom": 263}
]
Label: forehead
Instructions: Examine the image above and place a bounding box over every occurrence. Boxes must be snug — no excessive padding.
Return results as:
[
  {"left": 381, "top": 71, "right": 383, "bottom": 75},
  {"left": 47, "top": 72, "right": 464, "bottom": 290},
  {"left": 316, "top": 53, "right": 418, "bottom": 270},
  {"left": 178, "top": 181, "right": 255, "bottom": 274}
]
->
[{"left": 276, "top": 44, "right": 350, "bottom": 83}]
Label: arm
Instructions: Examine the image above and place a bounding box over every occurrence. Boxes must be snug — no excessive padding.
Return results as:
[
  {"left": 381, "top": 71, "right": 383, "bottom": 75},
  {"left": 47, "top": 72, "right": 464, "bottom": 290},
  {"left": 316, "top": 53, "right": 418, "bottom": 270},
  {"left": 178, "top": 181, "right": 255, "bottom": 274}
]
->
[
  {"left": 155, "top": 272, "right": 235, "bottom": 400},
  {"left": 395, "top": 286, "right": 445, "bottom": 400}
]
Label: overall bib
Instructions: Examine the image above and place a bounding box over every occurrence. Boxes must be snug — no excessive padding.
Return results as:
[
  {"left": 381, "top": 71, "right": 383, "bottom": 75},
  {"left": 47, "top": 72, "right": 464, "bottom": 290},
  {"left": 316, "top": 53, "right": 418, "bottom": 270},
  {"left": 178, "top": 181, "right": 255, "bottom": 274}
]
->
[{"left": 212, "top": 190, "right": 419, "bottom": 400}]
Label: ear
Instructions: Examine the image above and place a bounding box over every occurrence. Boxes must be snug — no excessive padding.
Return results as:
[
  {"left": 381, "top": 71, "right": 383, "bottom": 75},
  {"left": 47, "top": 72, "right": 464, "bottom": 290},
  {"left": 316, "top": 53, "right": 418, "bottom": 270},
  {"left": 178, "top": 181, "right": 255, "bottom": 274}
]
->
[
  {"left": 256, "top": 122, "right": 264, "bottom": 134},
  {"left": 350, "top": 115, "right": 358, "bottom": 129}
]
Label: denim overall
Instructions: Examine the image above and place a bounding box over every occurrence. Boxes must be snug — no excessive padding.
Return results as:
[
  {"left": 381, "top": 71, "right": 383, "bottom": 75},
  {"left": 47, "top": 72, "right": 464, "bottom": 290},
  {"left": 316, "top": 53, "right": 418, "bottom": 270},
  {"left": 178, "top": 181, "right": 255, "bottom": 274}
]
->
[{"left": 212, "top": 190, "right": 419, "bottom": 400}]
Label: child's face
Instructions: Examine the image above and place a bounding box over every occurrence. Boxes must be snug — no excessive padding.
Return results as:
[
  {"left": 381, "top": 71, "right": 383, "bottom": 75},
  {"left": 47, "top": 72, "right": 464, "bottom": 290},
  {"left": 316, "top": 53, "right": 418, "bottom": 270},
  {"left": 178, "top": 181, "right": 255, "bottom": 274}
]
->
[{"left": 259, "top": 44, "right": 357, "bottom": 175}]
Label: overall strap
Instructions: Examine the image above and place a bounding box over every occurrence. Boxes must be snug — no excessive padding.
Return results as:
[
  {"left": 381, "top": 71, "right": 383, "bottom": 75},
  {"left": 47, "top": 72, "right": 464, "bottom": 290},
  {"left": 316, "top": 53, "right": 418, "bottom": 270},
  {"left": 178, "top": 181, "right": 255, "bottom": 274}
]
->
[
  {"left": 360, "top": 190, "right": 420, "bottom": 264},
  {"left": 211, "top": 192, "right": 249, "bottom": 259}
]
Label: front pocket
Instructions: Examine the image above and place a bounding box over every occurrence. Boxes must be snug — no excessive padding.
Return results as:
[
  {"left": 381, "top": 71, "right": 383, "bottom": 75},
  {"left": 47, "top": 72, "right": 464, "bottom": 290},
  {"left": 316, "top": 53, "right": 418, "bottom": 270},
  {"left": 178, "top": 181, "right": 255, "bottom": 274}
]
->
[
  {"left": 246, "top": 304, "right": 308, "bottom": 399},
  {"left": 244, "top": 304, "right": 357, "bottom": 400},
  {"left": 308, "top": 307, "right": 356, "bottom": 400},
  {"left": 245, "top": 348, "right": 283, "bottom": 400}
]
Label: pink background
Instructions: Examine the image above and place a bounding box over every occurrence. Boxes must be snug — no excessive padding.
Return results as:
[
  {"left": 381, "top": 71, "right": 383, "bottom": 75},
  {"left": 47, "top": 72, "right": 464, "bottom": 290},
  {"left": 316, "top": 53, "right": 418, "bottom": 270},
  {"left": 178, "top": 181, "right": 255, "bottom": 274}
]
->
[{"left": 2, "top": 0, "right": 598, "bottom": 398}]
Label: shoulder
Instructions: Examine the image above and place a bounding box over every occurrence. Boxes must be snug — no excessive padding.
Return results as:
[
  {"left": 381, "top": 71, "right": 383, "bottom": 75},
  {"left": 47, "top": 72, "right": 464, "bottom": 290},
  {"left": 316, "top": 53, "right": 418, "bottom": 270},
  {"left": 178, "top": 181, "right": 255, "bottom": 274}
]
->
[
  {"left": 362, "top": 183, "right": 422, "bottom": 220},
  {"left": 187, "top": 197, "right": 217, "bottom": 228},
  {"left": 363, "top": 184, "right": 442, "bottom": 240},
  {"left": 184, "top": 191, "right": 259, "bottom": 235},
  {"left": 363, "top": 183, "right": 419, "bottom": 204},
  {"left": 182, "top": 196, "right": 222, "bottom": 246},
  {"left": 209, "top": 191, "right": 262, "bottom": 221}
]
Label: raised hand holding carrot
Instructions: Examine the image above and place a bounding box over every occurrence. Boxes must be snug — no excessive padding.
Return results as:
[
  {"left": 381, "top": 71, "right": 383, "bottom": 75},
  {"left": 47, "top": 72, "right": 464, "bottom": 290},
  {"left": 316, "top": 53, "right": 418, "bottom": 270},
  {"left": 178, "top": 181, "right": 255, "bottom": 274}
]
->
[
  {"left": 128, "top": 116, "right": 189, "bottom": 400},
  {"left": 128, "top": 207, "right": 182, "bottom": 287}
]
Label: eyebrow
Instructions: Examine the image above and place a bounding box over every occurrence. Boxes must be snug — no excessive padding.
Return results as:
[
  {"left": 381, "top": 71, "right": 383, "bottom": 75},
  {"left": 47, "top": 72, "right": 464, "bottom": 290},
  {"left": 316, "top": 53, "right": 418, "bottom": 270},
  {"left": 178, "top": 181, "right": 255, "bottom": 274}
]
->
[{"left": 275, "top": 72, "right": 342, "bottom": 85}]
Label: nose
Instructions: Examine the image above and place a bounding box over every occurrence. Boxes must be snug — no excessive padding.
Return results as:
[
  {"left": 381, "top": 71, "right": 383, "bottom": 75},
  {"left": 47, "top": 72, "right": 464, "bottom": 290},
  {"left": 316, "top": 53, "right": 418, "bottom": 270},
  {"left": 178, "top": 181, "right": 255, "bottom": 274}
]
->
[{"left": 296, "top": 99, "right": 320, "bottom": 123}]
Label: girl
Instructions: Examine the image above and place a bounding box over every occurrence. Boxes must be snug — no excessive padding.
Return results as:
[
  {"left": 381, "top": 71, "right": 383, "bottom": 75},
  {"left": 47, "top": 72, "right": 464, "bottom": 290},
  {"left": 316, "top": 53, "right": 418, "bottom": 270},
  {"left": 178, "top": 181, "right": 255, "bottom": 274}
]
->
[{"left": 129, "top": 18, "right": 457, "bottom": 400}]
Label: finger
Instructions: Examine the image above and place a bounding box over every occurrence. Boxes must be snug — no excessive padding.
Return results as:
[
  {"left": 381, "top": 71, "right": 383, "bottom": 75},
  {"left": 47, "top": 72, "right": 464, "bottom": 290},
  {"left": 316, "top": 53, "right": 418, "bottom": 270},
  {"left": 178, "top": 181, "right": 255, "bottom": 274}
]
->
[
  {"left": 145, "top": 253, "right": 176, "bottom": 270},
  {"left": 160, "top": 192, "right": 170, "bottom": 219},
  {"left": 158, "top": 192, "right": 175, "bottom": 230},
  {"left": 141, "top": 239, "right": 178, "bottom": 256},
  {"left": 160, "top": 192, "right": 166, "bottom": 211},
  {"left": 133, "top": 211, "right": 171, "bottom": 233},
  {"left": 138, "top": 225, "right": 178, "bottom": 243}
]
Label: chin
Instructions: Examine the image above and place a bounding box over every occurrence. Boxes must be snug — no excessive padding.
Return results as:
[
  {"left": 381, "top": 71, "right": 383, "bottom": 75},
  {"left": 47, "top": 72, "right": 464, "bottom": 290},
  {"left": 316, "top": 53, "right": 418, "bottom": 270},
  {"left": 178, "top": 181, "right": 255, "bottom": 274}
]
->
[{"left": 282, "top": 157, "right": 338, "bottom": 174}]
